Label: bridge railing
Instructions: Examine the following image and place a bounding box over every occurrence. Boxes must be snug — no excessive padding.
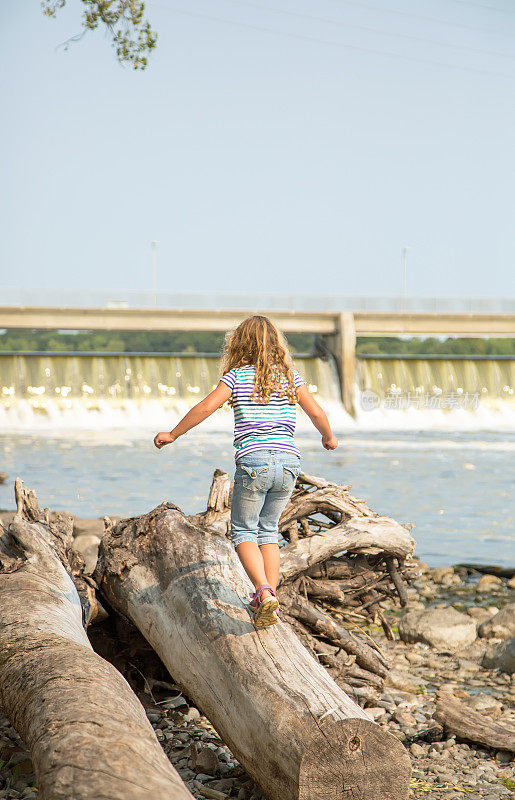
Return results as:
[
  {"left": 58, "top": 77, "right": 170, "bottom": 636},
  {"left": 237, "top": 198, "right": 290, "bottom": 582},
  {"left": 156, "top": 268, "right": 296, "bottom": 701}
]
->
[{"left": 0, "top": 287, "right": 514, "bottom": 314}]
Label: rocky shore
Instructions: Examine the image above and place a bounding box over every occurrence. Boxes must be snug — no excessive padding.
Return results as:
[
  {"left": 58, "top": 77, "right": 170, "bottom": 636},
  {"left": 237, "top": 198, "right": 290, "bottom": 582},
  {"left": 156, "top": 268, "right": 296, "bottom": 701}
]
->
[{"left": 0, "top": 551, "right": 513, "bottom": 799}]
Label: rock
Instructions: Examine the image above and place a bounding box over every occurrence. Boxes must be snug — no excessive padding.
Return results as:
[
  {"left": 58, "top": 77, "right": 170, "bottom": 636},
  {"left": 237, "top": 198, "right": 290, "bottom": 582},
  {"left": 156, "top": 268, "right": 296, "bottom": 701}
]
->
[
  {"left": 193, "top": 779, "right": 227, "bottom": 799},
  {"left": 482, "top": 637, "right": 515, "bottom": 674},
  {"left": 457, "top": 657, "right": 480, "bottom": 672},
  {"left": 209, "top": 779, "right": 239, "bottom": 792},
  {"left": 384, "top": 670, "right": 424, "bottom": 693},
  {"left": 392, "top": 710, "right": 416, "bottom": 726},
  {"left": 365, "top": 707, "right": 386, "bottom": 720},
  {"left": 184, "top": 707, "right": 201, "bottom": 721},
  {"left": 435, "top": 571, "right": 462, "bottom": 587},
  {"left": 71, "top": 533, "right": 101, "bottom": 574},
  {"left": 496, "top": 750, "right": 513, "bottom": 764},
  {"left": 398, "top": 607, "right": 477, "bottom": 652},
  {"left": 69, "top": 515, "right": 110, "bottom": 538},
  {"left": 194, "top": 746, "right": 219, "bottom": 775},
  {"left": 467, "top": 606, "right": 495, "bottom": 624},
  {"left": 460, "top": 693, "right": 502, "bottom": 715},
  {"left": 478, "top": 604, "right": 515, "bottom": 640},
  {"left": 410, "top": 743, "right": 425, "bottom": 757},
  {"left": 0, "top": 472, "right": 8, "bottom": 484},
  {"left": 476, "top": 574, "right": 504, "bottom": 592},
  {"left": 431, "top": 567, "right": 454, "bottom": 584},
  {"left": 508, "top": 576, "right": 515, "bottom": 591},
  {"left": 404, "top": 651, "right": 424, "bottom": 664}
]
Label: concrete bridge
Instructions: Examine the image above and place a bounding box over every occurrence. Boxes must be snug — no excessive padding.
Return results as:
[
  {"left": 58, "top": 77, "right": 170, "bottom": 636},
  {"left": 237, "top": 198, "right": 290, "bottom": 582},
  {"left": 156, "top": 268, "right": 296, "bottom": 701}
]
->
[{"left": 1, "top": 306, "right": 514, "bottom": 413}]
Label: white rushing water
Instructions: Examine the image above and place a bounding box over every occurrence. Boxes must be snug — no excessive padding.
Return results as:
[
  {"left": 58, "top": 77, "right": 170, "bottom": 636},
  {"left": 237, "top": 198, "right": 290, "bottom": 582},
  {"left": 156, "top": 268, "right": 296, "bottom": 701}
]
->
[
  {"left": 0, "top": 352, "right": 514, "bottom": 433},
  {"left": 1, "top": 353, "right": 513, "bottom": 568}
]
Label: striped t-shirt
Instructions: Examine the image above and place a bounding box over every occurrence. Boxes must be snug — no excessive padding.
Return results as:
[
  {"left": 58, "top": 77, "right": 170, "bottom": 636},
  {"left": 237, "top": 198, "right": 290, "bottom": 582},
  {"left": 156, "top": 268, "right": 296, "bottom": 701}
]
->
[{"left": 220, "top": 365, "right": 306, "bottom": 461}]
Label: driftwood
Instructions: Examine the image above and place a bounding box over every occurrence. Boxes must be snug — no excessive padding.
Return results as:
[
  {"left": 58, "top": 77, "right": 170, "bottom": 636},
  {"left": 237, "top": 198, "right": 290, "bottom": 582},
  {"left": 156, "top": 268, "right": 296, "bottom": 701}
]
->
[
  {"left": 434, "top": 690, "right": 515, "bottom": 753},
  {"left": 188, "top": 468, "right": 232, "bottom": 536},
  {"left": 94, "top": 501, "right": 412, "bottom": 800},
  {"left": 0, "top": 467, "right": 417, "bottom": 799},
  {"left": 279, "top": 590, "right": 388, "bottom": 680},
  {"left": 189, "top": 469, "right": 417, "bottom": 691},
  {"left": 190, "top": 469, "right": 415, "bottom": 593},
  {"left": 0, "top": 480, "right": 193, "bottom": 800}
]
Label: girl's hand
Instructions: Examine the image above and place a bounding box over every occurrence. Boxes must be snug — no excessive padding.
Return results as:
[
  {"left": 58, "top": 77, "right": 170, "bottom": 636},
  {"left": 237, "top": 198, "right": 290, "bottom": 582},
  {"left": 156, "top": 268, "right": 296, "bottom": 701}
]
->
[
  {"left": 153, "top": 432, "right": 176, "bottom": 449},
  {"left": 322, "top": 435, "right": 338, "bottom": 451}
]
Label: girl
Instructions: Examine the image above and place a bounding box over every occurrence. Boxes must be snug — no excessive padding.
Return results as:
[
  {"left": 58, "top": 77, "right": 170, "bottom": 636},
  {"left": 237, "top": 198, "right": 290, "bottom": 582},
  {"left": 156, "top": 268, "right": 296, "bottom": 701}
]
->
[{"left": 154, "top": 315, "right": 338, "bottom": 628}]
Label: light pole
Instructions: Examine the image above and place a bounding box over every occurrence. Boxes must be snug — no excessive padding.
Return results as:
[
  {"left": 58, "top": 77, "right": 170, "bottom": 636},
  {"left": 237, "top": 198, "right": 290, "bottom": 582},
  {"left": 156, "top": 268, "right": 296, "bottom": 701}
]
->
[
  {"left": 401, "top": 246, "right": 411, "bottom": 312},
  {"left": 151, "top": 240, "right": 158, "bottom": 307}
]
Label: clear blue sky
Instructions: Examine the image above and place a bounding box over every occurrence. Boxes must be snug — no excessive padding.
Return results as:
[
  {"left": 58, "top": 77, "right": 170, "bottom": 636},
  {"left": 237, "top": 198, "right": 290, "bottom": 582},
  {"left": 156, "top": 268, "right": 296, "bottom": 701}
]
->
[{"left": 1, "top": 0, "right": 515, "bottom": 299}]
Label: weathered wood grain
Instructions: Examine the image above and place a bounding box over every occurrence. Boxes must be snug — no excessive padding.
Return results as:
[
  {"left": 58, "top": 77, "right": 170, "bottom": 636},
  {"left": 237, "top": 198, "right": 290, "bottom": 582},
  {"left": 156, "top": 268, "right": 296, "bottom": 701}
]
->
[
  {"left": 0, "top": 480, "right": 193, "bottom": 800},
  {"left": 434, "top": 690, "right": 515, "bottom": 753},
  {"left": 94, "top": 502, "right": 411, "bottom": 800}
]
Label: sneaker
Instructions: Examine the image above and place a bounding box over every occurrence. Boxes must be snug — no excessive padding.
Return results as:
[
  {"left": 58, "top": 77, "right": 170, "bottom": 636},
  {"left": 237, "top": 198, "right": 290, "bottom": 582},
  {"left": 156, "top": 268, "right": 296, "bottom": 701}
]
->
[{"left": 249, "top": 584, "right": 279, "bottom": 628}]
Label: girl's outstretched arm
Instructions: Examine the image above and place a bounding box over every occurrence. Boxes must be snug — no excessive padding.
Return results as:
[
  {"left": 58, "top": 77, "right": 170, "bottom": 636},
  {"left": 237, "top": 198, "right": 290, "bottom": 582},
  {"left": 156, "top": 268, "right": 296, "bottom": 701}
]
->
[
  {"left": 153, "top": 381, "right": 232, "bottom": 449},
  {"left": 297, "top": 384, "right": 338, "bottom": 450}
]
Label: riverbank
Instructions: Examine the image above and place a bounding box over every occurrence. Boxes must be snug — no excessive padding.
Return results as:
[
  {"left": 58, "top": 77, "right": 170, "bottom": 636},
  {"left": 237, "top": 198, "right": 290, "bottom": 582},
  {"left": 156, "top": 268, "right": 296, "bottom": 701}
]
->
[{"left": 0, "top": 559, "right": 513, "bottom": 800}]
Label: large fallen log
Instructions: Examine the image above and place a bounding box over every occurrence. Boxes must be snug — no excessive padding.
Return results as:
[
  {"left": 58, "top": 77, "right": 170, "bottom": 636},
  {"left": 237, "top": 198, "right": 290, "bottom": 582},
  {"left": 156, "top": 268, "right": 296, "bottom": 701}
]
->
[
  {"left": 0, "top": 480, "right": 193, "bottom": 800},
  {"left": 94, "top": 501, "right": 412, "bottom": 800},
  {"left": 434, "top": 689, "right": 515, "bottom": 753},
  {"left": 189, "top": 469, "right": 416, "bottom": 687}
]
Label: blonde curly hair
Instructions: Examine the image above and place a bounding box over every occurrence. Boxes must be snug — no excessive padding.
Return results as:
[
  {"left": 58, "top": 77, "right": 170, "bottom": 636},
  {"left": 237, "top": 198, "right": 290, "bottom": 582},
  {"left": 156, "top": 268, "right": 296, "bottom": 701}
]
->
[{"left": 220, "top": 315, "right": 298, "bottom": 407}]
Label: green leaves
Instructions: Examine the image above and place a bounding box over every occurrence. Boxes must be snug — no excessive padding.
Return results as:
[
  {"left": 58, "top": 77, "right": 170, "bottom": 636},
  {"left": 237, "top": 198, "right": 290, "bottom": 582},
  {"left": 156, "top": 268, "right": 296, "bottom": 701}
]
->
[{"left": 41, "top": 0, "right": 157, "bottom": 69}]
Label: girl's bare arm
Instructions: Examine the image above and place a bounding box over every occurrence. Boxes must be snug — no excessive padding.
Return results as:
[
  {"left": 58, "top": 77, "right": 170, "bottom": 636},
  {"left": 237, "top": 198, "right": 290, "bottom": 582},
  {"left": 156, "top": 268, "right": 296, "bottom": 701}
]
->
[
  {"left": 154, "top": 381, "right": 232, "bottom": 448},
  {"left": 297, "top": 384, "right": 338, "bottom": 450}
]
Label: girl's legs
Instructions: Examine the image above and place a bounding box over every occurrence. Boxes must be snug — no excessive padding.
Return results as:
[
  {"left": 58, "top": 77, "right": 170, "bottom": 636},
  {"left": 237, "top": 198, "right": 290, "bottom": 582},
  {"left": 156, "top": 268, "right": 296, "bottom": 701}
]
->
[
  {"left": 252, "top": 458, "right": 300, "bottom": 600},
  {"left": 259, "top": 542, "right": 280, "bottom": 593},
  {"left": 231, "top": 452, "right": 300, "bottom": 605},
  {"left": 235, "top": 542, "right": 274, "bottom": 600}
]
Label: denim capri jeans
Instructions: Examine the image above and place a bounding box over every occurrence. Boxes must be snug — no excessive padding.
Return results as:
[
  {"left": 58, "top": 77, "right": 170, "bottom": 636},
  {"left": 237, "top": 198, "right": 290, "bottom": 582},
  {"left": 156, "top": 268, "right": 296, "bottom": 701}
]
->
[{"left": 230, "top": 448, "right": 301, "bottom": 548}]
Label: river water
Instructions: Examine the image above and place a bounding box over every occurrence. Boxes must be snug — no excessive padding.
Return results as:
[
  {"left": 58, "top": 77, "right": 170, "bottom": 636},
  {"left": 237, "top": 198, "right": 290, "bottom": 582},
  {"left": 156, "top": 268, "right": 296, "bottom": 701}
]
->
[{"left": 1, "top": 426, "right": 513, "bottom": 569}]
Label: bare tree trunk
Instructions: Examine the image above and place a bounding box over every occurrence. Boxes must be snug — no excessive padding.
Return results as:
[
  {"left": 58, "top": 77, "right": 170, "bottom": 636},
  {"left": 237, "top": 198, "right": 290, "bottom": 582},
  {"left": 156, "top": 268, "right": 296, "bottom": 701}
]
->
[
  {"left": 94, "top": 502, "right": 412, "bottom": 800},
  {"left": 0, "top": 480, "right": 193, "bottom": 800}
]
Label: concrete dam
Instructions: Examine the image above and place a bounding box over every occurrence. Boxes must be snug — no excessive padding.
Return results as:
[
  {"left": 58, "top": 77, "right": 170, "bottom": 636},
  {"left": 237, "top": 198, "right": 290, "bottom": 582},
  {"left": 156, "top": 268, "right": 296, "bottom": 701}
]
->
[{"left": 0, "top": 350, "right": 513, "bottom": 432}]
